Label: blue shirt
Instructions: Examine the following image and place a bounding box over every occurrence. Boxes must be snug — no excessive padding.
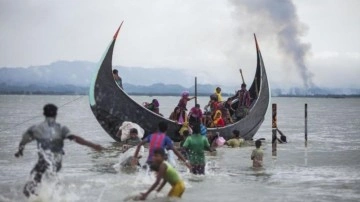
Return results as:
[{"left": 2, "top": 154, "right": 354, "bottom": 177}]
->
[{"left": 145, "top": 133, "right": 173, "bottom": 162}]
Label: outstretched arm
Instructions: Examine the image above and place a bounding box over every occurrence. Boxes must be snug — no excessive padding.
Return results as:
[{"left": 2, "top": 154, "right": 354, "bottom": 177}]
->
[
  {"left": 230, "top": 91, "right": 239, "bottom": 100},
  {"left": 171, "top": 146, "right": 191, "bottom": 169},
  {"left": 131, "top": 140, "right": 146, "bottom": 166},
  {"left": 204, "top": 137, "right": 215, "bottom": 152},
  {"left": 156, "top": 179, "right": 167, "bottom": 192},
  {"left": 15, "top": 129, "right": 34, "bottom": 157},
  {"left": 68, "top": 135, "right": 102, "bottom": 151},
  {"left": 133, "top": 140, "right": 146, "bottom": 158},
  {"left": 140, "top": 163, "right": 167, "bottom": 200}
]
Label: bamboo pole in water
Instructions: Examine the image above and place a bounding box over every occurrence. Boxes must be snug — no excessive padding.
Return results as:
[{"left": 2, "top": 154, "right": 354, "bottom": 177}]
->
[
  {"left": 304, "top": 103, "right": 308, "bottom": 165},
  {"left": 272, "top": 103, "right": 277, "bottom": 157},
  {"left": 195, "top": 77, "right": 198, "bottom": 105},
  {"left": 305, "top": 103, "right": 308, "bottom": 147}
]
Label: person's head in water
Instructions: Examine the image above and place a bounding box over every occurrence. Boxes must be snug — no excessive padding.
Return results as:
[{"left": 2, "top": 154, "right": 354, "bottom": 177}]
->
[
  {"left": 158, "top": 121, "right": 168, "bottom": 133},
  {"left": 241, "top": 83, "right": 247, "bottom": 90},
  {"left": 129, "top": 128, "right": 138, "bottom": 139},
  {"left": 112, "top": 69, "right": 118, "bottom": 75},
  {"left": 255, "top": 140, "right": 262, "bottom": 148},
  {"left": 233, "top": 130, "right": 240, "bottom": 138},
  {"left": 152, "top": 148, "right": 166, "bottom": 165},
  {"left": 216, "top": 87, "right": 221, "bottom": 94},
  {"left": 43, "top": 104, "right": 58, "bottom": 118},
  {"left": 195, "top": 104, "right": 200, "bottom": 109}
]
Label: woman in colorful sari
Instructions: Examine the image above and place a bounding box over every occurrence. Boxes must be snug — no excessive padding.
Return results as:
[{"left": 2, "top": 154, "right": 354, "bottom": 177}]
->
[
  {"left": 169, "top": 106, "right": 187, "bottom": 124},
  {"left": 177, "top": 91, "right": 195, "bottom": 111},
  {"left": 212, "top": 110, "right": 225, "bottom": 127}
]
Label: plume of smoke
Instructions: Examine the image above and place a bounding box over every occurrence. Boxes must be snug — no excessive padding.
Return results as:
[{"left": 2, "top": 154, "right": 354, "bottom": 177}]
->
[{"left": 230, "top": 0, "right": 315, "bottom": 89}]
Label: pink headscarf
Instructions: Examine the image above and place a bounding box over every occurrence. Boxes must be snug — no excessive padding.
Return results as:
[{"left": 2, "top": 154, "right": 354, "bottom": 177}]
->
[{"left": 182, "top": 91, "right": 189, "bottom": 97}]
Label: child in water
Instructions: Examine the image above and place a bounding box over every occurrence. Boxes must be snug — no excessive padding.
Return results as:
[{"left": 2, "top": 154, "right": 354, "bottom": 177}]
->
[
  {"left": 138, "top": 148, "right": 185, "bottom": 200},
  {"left": 251, "top": 140, "right": 264, "bottom": 168},
  {"left": 225, "top": 130, "right": 244, "bottom": 148}
]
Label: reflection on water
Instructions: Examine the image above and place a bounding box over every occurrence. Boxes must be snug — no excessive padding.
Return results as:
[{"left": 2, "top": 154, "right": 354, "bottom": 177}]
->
[{"left": 0, "top": 95, "right": 360, "bottom": 202}]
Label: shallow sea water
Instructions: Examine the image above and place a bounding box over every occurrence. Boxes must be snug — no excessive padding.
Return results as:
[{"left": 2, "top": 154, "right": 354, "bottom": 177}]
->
[{"left": 0, "top": 95, "right": 359, "bottom": 202}]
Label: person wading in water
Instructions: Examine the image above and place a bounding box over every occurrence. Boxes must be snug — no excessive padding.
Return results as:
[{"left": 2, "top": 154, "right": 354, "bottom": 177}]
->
[
  {"left": 15, "top": 104, "right": 103, "bottom": 197},
  {"left": 132, "top": 121, "right": 191, "bottom": 169}
]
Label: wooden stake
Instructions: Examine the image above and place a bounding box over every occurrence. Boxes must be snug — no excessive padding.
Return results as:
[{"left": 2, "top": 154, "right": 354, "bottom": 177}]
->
[
  {"left": 195, "top": 77, "right": 198, "bottom": 105},
  {"left": 272, "top": 103, "right": 277, "bottom": 157},
  {"left": 305, "top": 103, "right": 308, "bottom": 147}
]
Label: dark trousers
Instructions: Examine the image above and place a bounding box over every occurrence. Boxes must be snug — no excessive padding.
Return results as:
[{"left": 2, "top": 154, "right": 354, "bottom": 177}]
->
[
  {"left": 23, "top": 152, "right": 62, "bottom": 197},
  {"left": 191, "top": 164, "right": 205, "bottom": 175}
]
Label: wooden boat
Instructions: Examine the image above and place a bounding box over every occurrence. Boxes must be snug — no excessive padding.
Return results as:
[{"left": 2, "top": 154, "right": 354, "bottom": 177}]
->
[{"left": 89, "top": 23, "right": 270, "bottom": 142}]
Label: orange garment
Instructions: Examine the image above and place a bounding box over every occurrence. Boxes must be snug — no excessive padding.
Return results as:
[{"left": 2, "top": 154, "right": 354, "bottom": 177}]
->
[{"left": 213, "top": 110, "right": 225, "bottom": 127}]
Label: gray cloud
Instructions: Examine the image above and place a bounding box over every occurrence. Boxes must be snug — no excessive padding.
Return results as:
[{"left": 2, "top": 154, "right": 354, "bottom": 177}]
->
[
  {"left": 0, "top": 0, "right": 359, "bottom": 88},
  {"left": 230, "top": 0, "right": 314, "bottom": 89}
]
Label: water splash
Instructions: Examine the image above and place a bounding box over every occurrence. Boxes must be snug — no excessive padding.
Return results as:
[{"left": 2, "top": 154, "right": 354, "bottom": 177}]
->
[{"left": 26, "top": 149, "right": 80, "bottom": 202}]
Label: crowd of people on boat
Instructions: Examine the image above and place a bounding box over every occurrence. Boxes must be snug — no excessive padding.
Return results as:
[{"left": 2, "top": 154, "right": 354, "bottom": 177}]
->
[
  {"left": 163, "top": 84, "right": 252, "bottom": 131},
  {"left": 113, "top": 68, "right": 253, "bottom": 129}
]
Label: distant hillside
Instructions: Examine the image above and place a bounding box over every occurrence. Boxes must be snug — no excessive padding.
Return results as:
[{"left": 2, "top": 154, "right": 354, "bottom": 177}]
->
[
  {"left": 0, "top": 61, "right": 94, "bottom": 87},
  {"left": 0, "top": 60, "right": 359, "bottom": 96},
  {"left": 0, "top": 82, "right": 228, "bottom": 96},
  {"left": 0, "top": 60, "right": 194, "bottom": 87}
]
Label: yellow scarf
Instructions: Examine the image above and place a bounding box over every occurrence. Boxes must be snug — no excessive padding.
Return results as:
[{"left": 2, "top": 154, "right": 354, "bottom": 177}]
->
[{"left": 215, "top": 90, "right": 223, "bottom": 102}]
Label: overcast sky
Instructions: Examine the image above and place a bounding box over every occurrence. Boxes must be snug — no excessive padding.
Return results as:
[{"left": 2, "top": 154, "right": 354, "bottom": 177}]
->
[{"left": 0, "top": 0, "right": 359, "bottom": 88}]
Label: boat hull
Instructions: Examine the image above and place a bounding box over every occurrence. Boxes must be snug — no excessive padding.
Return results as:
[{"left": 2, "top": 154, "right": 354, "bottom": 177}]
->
[{"left": 89, "top": 26, "right": 269, "bottom": 141}]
